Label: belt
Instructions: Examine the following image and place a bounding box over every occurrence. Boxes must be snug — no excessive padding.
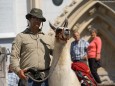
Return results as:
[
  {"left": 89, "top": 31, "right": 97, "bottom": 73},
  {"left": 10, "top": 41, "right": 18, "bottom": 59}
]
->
[{"left": 73, "top": 59, "right": 86, "bottom": 62}]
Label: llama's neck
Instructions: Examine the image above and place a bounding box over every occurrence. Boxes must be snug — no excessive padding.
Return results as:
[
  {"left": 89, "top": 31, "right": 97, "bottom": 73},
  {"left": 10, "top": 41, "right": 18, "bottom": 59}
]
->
[
  {"left": 49, "top": 38, "right": 81, "bottom": 86},
  {"left": 53, "top": 40, "right": 71, "bottom": 66},
  {"left": 53, "top": 41, "right": 66, "bottom": 58}
]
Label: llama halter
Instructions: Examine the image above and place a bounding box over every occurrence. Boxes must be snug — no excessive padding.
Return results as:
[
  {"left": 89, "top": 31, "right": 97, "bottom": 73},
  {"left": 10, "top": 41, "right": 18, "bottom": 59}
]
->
[{"left": 49, "top": 18, "right": 70, "bottom": 42}]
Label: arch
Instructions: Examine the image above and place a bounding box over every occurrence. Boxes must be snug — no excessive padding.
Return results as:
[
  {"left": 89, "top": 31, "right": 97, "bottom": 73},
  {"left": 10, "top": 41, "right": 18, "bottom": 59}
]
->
[{"left": 52, "top": 0, "right": 115, "bottom": 84}]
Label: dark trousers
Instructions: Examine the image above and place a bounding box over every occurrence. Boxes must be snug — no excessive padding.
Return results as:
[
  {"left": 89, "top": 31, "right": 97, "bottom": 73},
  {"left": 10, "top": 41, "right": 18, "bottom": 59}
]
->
[
  {"left": 88, "top": 58, "right": 101, "bottom": 83},
  {"left": 18, "top": 78, "right": 48, "bottom": 86}
]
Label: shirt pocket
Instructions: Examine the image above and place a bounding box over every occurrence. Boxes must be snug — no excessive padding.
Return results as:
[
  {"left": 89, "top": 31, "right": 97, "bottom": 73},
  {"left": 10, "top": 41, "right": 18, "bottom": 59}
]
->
[
  {"left": 79, "top": 47, "right": 85, "bottom": 53},
  {"left": 22, "top": 41, "right": 35, "bottom": 51}
]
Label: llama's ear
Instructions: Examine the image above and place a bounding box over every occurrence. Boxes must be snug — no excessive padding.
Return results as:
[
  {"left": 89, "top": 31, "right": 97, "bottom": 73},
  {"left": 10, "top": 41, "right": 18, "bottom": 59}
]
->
[
  {"left": 49, "top": 22, "right": 56, "bottom": 31},
  {"left": 63, "top": 18, "right": 68, "bottom": 27}
]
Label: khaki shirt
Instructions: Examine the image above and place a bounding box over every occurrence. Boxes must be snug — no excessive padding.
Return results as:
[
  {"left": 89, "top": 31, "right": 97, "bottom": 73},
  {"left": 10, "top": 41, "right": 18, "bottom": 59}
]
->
[{"left": 10, "top": 29, "right": 54, "bottom": 74}]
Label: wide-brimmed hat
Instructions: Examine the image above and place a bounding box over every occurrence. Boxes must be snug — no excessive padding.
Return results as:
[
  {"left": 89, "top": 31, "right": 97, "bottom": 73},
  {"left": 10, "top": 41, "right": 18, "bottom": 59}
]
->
[{"left": 26, "top": 8, "right": 46, "bottom": 22}]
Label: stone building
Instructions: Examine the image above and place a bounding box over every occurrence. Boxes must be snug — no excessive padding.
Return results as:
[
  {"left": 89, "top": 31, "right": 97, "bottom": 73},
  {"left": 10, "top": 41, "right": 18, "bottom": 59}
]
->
[{"left": 52, "top": 0, "right": 115, "bottom": 85}]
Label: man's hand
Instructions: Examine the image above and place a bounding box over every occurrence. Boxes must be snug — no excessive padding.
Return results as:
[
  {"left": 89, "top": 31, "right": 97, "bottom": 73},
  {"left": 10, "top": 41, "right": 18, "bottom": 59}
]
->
[
  {"left": 83, "top": 55, "right": 88, "bottom": 60},
  {"left": 18, "top": 69, "right": 27, "bottom": 79}
]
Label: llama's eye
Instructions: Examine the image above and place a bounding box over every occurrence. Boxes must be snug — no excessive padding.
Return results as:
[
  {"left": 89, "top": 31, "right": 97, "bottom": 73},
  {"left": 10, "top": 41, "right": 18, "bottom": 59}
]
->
[
  {"left": 56, "top": 29, "right": 62, "bottom": 34},
  {"left": 64, "top": 29, "right": 70, "bottom": 35}
]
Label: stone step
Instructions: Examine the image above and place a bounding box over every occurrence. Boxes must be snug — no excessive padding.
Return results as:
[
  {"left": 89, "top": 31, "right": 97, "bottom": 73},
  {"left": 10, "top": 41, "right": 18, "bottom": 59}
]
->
[
  {"left": 97, "top": 67, "right": 115, "bottom": 86},
  {"left": 98, "top": 83, "right": 115, "bottom": 86}
]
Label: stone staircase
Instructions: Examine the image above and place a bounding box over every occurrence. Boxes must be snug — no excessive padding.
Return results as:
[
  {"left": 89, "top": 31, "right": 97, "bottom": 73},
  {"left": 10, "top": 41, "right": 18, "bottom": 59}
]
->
[
  {"left": 98, "top": 83, "right": 115, "bottom": 86},
  {"left": 97, "top": 67, "right": 115, "bottom": 86}
]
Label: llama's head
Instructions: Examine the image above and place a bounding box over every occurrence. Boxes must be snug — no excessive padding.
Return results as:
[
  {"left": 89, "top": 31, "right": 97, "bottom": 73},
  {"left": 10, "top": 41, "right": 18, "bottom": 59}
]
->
[{"left": 49, "top": 19, "right": 70, "bottom": 42}]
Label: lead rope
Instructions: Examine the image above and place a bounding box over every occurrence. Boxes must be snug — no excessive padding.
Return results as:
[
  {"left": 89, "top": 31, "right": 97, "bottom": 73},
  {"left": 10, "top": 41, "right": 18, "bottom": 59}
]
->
[{"left": 25, "top": 46, "right": 60, "bottom": 83}]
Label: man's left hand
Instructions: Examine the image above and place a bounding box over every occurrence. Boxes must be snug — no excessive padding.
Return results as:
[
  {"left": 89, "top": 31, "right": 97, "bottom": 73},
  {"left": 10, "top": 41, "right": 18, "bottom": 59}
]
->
[
  {"left": 96, "top": 54, "right": 101, "bottom": 60},
  {"left": 83, "top": 55, "right": 88, "bottom": 60}
]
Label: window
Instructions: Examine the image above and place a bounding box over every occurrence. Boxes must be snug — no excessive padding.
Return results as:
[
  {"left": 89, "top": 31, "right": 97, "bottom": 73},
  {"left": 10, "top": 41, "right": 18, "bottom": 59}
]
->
[{"left": 52, "top": 0, "right": 63, "bottom": 6}]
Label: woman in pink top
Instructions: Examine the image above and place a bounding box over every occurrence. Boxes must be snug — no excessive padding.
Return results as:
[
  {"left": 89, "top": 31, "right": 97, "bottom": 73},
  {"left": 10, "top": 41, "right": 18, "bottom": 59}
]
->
[{"left": 87, "top": 28, "right": 102, "bottom": 84}]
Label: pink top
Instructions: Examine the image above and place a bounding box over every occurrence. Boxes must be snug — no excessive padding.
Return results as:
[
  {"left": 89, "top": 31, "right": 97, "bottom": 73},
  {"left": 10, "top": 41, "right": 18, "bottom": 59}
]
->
[{"left": 87, "top": 36, "right": 102, "bottom": 58}]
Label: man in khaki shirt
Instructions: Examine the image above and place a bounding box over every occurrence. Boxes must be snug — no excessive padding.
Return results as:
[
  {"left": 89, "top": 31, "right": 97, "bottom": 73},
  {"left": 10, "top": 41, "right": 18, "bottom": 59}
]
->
[{"left": 10, "top": 8, "right": 54, "bottom": 86}]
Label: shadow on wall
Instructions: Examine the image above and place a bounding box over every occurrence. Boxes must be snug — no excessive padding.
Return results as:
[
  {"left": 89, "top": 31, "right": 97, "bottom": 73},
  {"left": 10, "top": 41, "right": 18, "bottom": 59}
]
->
[
  {"left": 0, "top": 38, "right": 14, "bottom": 53},
  {"left": 0, "top": 38, "right": 14, "bottom": 44}
]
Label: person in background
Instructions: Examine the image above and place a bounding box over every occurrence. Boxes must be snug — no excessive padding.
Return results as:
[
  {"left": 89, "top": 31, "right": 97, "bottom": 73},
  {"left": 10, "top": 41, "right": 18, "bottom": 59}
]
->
[
  {"left": 8, "top": 64, "right": 19, "bottom": 86},
  {"left": 71, "top": 31, "right": 98, "bottom": 86},
  {"left": 70, "top": 31, "right": 89, "bottom": 63},
  {"left": 10, "top": 8, "right": 54, "bottom": 86},
  {"left": 87, "top": 28, "right": 102, "bottom": 84}
]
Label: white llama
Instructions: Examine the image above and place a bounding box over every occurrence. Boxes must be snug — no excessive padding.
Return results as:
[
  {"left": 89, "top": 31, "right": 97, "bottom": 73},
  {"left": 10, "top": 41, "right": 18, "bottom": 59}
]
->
[{"left": 48, "top": 19, "right": 81, "bottom": 86}]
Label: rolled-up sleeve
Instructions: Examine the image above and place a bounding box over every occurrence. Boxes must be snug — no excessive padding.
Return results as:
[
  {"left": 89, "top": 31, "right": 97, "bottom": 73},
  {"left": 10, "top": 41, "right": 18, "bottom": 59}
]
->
[{"left": 10, "top": 34, "right": 22, "bottom": 74}]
